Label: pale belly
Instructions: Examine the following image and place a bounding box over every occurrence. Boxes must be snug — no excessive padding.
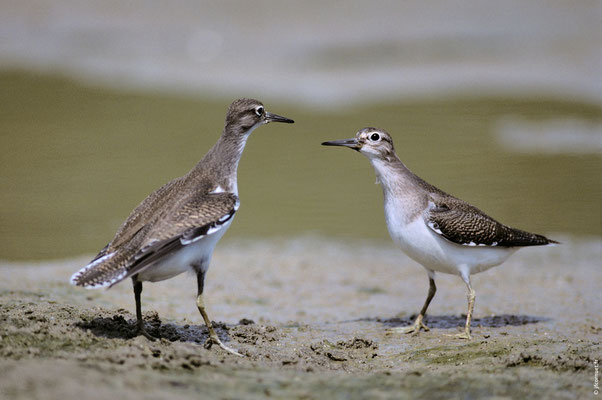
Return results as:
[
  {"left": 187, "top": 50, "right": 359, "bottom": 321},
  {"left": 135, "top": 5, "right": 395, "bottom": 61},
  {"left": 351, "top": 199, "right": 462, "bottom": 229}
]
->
[
  {"left": 384, "top": 204, "right": 516, "bottom": 276},
  {"left": 137, "top": 219, "right": 232, "bottom": 282}
]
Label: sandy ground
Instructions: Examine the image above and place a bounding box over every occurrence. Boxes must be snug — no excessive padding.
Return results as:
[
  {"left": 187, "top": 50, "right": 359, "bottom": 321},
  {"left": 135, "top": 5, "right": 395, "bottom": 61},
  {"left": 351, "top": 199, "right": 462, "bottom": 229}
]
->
[{"left": 0, "top": 236, "right": 600, "bottom": 399}]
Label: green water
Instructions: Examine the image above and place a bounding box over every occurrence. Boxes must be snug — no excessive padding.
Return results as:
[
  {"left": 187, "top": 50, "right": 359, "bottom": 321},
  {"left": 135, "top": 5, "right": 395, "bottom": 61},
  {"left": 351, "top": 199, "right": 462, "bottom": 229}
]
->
[{"left": 1, "top": 71, "right": 600, "bottom": 260}]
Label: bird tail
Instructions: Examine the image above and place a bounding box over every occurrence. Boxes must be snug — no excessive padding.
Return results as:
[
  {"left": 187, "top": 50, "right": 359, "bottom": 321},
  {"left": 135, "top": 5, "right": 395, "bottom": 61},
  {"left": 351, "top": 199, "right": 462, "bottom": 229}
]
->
[
  {"left": 525, "top": 232, "right": 560, "bottom": 247},
  {"left": 70, "top": 251, "right": 128, "bottom": 289}
]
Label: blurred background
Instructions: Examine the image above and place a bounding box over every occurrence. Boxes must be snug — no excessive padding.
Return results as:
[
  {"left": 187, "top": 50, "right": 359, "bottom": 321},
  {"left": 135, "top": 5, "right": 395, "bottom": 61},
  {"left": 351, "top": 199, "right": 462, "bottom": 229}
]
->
[{"left": 0, "top": 0, "right": 600, "bottom": 260}]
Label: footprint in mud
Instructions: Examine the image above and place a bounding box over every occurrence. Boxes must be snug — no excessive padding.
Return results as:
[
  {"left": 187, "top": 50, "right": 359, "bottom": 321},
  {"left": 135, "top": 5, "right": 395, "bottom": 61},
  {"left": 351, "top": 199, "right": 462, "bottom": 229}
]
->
[
  {"left": 75, "top": 311, "right": 236, "bottom": 345},
  {"left": 309, "top": 337, "right": 379, "bottom": 363}
]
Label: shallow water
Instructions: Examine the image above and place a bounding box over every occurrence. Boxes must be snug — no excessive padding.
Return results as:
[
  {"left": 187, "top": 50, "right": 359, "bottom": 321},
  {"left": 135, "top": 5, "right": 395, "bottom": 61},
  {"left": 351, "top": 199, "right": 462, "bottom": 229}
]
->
[
  {"left": 0, "top": 71, "right": 601, "bottom": 259},
  {"left": 1, "top": 1, "right": 601, "bottom": 260}
]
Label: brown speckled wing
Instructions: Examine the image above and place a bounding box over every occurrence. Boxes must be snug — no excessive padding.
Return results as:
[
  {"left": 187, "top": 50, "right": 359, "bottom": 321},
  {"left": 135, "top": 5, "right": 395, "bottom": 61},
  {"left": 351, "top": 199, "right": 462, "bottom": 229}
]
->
[
  {"left": 71, "top": 192, "right": 238, "bottom": 288},
  {"left": 425, "top": 198, "right": 555, "bottom": 247},
  {"left": 145, "top": 192, "right": 238, "bottom": 244},
  {"left": 108, "top": 179, "right": 183, "bottom": 251},
  {"left": 120, "top": 192, "right": 239, "bottom": 281}
]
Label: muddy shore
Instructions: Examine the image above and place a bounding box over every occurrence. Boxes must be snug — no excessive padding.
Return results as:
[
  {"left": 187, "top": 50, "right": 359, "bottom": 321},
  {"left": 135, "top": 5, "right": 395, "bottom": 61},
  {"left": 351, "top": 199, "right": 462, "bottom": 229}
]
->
[{"left": 1, "top": 237, "right": 599, "bottom": 399}]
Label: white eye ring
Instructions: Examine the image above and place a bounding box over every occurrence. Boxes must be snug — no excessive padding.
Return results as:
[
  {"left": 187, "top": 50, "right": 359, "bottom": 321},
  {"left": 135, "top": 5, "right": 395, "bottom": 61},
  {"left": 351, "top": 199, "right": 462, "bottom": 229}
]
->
[
  {"left": 255, "top": 106, "right": 264, "bottom": 116},
  {"left": 369, "top": 132, "right": 381, "bottom": 141}
]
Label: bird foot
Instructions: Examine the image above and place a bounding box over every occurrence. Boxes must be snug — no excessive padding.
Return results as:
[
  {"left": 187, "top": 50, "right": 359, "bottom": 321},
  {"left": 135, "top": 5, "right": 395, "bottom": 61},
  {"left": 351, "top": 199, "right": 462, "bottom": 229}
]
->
[
  {"left": 204, "top": 335, "right": 242, "bottom": 357},
  {"left": 136, "top": 324, "right": 157, "bottom": 341},
  {"left": 444, "top": 330, "right": 472, "bottom": 340},
  {"left": 388, "top": 315, "right": 429, "bottom": 335}
]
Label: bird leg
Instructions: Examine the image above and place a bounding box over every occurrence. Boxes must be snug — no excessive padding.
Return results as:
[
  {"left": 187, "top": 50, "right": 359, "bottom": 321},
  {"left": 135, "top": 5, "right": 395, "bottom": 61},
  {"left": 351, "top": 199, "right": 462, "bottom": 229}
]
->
[
  {"left": 132, "top": 277, "right": 156, "bottom": 341},
  {"left": 390, "top": 274, "right": 436, "bottom": 335},
  {"left": 196, "top": 271, "right": 242, "bottom": 357},
  {"left": 446, "top": 272, "right": 475, "bottom": 340}
]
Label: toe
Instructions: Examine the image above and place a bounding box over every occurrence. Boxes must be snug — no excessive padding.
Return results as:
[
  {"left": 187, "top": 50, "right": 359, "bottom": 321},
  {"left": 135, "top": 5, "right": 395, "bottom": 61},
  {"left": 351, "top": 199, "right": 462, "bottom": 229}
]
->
[
  {"left": 388, "top": 326, "right": 416, "bottom": 334},
  {"left": 444, "top": 332, "right": 471, "bottom": 340},
  {"left": 214, "top": 337, "right": 242, "bottom": 356}
]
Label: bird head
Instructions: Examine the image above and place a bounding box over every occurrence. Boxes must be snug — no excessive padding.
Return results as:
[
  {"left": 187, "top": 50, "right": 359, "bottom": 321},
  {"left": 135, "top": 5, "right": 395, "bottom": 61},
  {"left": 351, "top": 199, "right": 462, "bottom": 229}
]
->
[
  {"left": 225, "top": 98, "right": 294, "bottom": 135},
  {"left": 322, "top": 127, "right": 395, "bottom": 161}
]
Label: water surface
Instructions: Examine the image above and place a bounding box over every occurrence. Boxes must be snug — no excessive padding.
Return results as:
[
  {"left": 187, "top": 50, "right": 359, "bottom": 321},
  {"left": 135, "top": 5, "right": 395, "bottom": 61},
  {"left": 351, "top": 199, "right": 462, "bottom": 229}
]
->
[{"left": 1, "top": 71, "right": 600, "bottom": 259}]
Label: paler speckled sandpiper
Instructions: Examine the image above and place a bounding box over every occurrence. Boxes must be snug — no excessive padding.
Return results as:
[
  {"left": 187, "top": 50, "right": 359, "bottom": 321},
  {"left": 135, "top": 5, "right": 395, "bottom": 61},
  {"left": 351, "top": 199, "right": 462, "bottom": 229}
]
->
[{"left": 322, "top": 127, "right": 557, "bottom": 339}]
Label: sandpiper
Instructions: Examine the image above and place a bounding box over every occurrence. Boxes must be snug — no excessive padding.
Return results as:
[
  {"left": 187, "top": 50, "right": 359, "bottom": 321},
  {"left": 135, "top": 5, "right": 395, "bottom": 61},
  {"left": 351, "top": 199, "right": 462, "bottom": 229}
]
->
[
  {"left": 71, "top": 98, "right": 293, "bottom": 355},
  {"left": 322, "top": 128, "right": 557, "bottom": 339}
]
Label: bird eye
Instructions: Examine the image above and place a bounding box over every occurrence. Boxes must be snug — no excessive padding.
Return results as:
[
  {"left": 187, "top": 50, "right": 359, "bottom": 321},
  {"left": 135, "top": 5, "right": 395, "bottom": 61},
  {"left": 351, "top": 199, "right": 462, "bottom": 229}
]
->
[
  {"left": 370, "top": 133, "right": 380, "bottom": 141},
  {"left": 255, "top": 106, "right": 264, "bottom": 116}
]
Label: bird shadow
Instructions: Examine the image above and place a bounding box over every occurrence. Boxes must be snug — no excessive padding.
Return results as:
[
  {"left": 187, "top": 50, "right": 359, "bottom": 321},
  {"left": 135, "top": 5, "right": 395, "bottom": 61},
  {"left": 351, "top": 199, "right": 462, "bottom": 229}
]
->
[
  {"left": 360, "top": 314, "right": 550, "bottom": 330},
  {"left": 75, "top": 311, "right": 238, "bottom": 345}
]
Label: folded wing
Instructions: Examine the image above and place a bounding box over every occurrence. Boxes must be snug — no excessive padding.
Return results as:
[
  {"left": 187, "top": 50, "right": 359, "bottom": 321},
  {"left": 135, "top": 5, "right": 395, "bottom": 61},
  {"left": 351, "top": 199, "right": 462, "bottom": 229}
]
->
[
  {"left": 425, "top": 198, "right": 555, "bottom": 247},
  {"left": 70, "top": 191, "right": 239, "bottom": 288}
]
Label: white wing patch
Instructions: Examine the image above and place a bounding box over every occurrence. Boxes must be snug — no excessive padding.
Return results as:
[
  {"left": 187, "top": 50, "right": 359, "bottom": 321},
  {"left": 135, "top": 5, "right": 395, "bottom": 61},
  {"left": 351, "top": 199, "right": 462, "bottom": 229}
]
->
[
  {"left": 464, "top": 241, "right": 487, "bottom": 247},
  {"left": 426, "top": 220, "right": 443, "bottom": 235},
  {"left": 180, "top": 214, "right": 234, "bottom": 245},
  {"left": 206, "top": 224, "right": 223, "bottom": 235},
  {"left": 180, "top": 235, "right": 201, "bottom": 245},
  {"left": 180, "top": 226, "right": 222, "bottom": 245},
  {"left": 210, "top": 185, "right": 225, "bottom": 194}
]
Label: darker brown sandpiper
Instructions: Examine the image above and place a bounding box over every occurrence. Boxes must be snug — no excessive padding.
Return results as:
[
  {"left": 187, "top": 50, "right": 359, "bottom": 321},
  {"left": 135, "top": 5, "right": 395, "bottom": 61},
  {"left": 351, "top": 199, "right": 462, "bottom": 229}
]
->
[{"left": 71, "top": 98, "right": 294, "bottom": 356}]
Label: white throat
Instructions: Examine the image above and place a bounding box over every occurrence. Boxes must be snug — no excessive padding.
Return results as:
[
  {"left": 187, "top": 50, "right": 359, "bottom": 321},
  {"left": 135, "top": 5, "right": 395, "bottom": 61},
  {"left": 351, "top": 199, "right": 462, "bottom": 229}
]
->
[{"left": 369, "top": 158, "right": 398, "bottom": 190}]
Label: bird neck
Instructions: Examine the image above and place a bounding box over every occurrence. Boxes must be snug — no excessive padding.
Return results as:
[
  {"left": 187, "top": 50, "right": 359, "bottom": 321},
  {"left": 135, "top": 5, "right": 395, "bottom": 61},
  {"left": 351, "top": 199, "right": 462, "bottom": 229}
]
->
[
  {"left": 369, "top": 153, "right": 435, "bottom": 223},
  {"left": 369, "top": 154, "right": 425, "bottom": 198},
  {"left": 188, "top": 123, "right": 258, "bottom": 194}
]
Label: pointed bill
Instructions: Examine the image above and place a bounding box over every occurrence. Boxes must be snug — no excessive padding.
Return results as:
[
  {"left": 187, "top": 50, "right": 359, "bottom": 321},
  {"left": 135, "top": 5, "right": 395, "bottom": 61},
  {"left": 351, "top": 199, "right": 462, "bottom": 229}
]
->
[
  {"left": 321, "top": 138, "right": 360, "bottom": 150},
  {"left": 265, "top": 112, "right": 294, "bottom": 124}
]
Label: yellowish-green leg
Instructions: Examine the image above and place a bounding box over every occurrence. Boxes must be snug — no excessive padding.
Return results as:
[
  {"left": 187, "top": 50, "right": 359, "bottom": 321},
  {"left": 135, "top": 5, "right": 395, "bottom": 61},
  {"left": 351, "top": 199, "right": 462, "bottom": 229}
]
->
[
  {"left": 389, "top": 273, "right": 436, "bottom": 335},
  {"left": 446, "top": 271, "right": 475, "bottom": 340},
  {"left": 196, "top": 271, "right": 242, "bottom": 356}
]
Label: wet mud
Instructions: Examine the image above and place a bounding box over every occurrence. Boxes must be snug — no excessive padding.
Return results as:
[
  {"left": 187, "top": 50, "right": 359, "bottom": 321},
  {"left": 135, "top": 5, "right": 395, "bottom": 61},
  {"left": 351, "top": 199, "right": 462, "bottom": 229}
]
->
[{"left": 0, "top": 238, "right": 599, "bottom": 399}]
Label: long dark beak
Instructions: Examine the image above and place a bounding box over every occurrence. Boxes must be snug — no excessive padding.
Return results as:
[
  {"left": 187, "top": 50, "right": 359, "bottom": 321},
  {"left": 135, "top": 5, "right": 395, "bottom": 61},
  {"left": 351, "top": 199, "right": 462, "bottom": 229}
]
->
[
  {"left": 265, "top": 112, "right": 294, "bottom": 124},
  {"left": 321, "top": 138, "right": 360, "bottom": 151}
]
